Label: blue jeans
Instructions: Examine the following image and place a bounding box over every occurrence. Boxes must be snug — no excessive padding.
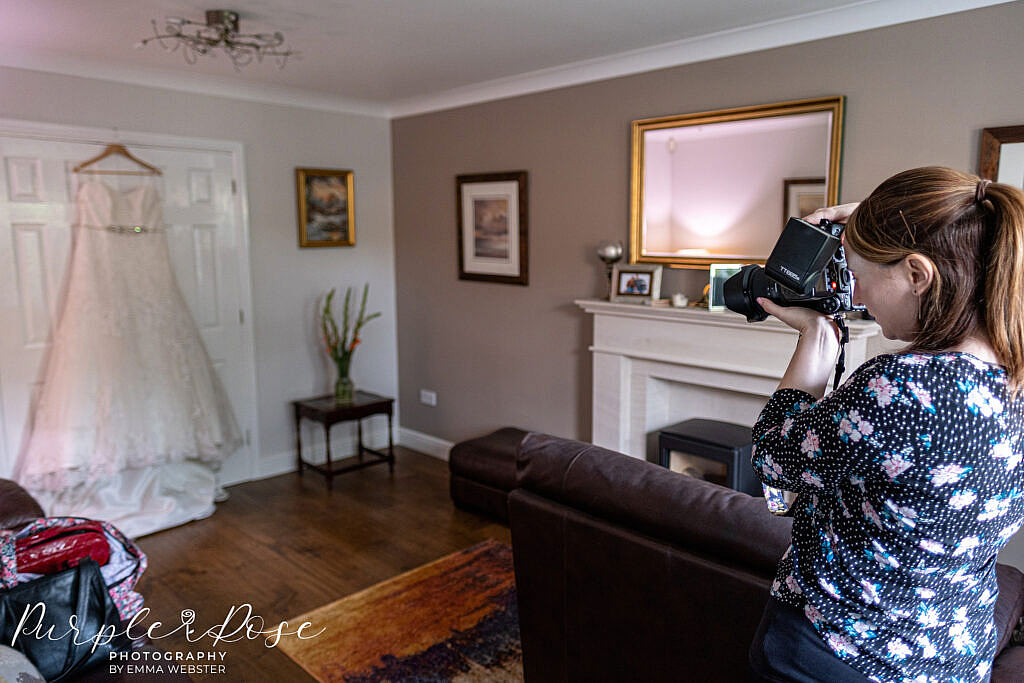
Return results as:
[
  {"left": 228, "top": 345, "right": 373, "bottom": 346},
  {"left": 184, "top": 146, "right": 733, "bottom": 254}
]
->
[{"left": 749, "top": 597, "right": 869, "bottom": 682}]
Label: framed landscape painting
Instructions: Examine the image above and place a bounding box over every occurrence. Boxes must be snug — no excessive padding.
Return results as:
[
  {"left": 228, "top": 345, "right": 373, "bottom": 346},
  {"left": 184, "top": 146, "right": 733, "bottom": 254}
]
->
[
  {"left": 296, "top": 168, "right": 355, "bottom": 247},
  {"left": 456, "top": 171, "right": 528, "bottom": 285}
]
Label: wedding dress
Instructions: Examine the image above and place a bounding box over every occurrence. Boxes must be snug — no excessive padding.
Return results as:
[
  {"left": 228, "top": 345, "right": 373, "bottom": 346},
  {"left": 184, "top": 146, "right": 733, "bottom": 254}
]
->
[{"left": 14, "top": 179, "right": 241, "bottom": 538}]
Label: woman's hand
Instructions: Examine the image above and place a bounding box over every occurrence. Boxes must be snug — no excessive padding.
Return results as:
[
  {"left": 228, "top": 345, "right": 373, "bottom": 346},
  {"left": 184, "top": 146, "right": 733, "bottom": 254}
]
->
[
  {"left": 803, "top": 202, "right": 859, "bottom": 225},
  {"left": 757, "top": 298, "right": 837, "bottom": 337},
  {"left": 758, "top": 298, "right": 841, "bottom": 399}
]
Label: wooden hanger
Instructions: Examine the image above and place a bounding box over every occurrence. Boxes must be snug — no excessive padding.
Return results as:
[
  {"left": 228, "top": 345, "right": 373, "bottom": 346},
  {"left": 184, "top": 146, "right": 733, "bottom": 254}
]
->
[{"left": 73, "top": 143, "right": 162, "bottom": 176}]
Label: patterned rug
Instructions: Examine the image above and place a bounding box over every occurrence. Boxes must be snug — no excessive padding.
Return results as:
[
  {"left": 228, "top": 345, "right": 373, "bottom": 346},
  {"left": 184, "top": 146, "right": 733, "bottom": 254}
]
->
[{"left": 277, "top": 539, "right": 522, "bottom": 682}]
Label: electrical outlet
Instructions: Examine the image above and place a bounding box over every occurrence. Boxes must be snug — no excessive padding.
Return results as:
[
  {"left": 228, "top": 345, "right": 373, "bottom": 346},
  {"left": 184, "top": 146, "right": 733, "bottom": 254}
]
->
[{"left": 419, "top": 389, "right": 437, "bottom": 406}]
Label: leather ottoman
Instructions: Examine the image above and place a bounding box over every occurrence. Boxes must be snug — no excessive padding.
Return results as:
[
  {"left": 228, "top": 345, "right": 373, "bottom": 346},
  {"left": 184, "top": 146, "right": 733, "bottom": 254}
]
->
[{"left": 449, "top": 427, "right": 528, "bottom": 523}]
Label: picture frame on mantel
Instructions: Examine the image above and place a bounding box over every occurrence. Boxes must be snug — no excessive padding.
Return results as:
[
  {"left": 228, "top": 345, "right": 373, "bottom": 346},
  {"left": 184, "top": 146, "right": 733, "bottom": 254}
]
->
[
  {"left": 296, "top": 167, "right": 355, "bottom": 247},
  {"left": 456, "top": 171, "right": 528, "bottom": 285},
  {"left": 610, "top": 263, "right": 662, "bottom": 304},
  {"left": 708, "top": 263, "right": 743, "bottom": 311}
]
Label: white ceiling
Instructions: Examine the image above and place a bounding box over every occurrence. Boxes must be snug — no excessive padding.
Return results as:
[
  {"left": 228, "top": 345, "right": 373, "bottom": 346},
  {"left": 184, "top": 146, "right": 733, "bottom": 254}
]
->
[{"left": 0, "top": 0, "right": 1012, "bottom": 117}]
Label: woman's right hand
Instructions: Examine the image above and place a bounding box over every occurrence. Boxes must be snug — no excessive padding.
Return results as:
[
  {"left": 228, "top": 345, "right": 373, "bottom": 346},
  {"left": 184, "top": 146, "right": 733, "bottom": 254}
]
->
[
  {"left": 803, "top": 202, "right": 859, "bottom": 225},
  {"left": 757, "top": 298, "right": 840, "bottom": 340}
]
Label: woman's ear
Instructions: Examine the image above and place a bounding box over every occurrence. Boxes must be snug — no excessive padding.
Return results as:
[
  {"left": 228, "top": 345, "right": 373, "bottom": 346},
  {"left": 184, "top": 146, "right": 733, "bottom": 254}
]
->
[{"left": 903, "top": 253, "right": 935, "bottom": 295}]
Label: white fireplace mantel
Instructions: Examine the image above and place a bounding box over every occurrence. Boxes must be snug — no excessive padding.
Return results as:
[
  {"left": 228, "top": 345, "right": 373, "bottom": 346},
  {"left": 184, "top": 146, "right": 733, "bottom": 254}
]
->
[{"left": 577, "top": 299, "right": 887, "bottom": 460}]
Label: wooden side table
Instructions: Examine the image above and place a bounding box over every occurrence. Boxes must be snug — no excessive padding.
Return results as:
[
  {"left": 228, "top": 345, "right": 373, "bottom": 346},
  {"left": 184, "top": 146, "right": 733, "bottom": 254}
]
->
[{"left": 291, "top": 391, "right": 395, "bottom": 489}]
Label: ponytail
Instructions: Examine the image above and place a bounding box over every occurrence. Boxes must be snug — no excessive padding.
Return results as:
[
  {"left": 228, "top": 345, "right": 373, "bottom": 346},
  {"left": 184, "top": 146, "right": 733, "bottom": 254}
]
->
[
  {"left": 983, "top": 181, "right": 1024, "bottom": 394},
  {"left": 845, "top": 167, "right": 1024, "bottom": 395}
]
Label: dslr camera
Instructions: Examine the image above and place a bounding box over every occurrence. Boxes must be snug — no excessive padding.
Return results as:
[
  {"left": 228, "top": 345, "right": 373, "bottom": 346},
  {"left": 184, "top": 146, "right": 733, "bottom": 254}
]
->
[{"left": 723, "top": 217, "right": 863, "bottom": 322}]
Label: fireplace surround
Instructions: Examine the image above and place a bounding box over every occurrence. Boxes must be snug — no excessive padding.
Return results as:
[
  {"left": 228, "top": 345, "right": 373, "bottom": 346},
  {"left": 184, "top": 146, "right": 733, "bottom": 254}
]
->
[{"left": 577, "top": 299, "right": 889, "bottom": 461}]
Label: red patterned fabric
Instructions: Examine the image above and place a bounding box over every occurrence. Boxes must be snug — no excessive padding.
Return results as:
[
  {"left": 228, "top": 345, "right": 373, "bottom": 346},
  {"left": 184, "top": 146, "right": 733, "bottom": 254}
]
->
[
  {"left": 0, "top": 517, "right": 146, "bottom": 621},
  {"left": 15, "top": 521, "right": 110, "bottom": 574},
  {"left": 0, "top": 531, "right": 16, "bottom": 591}
]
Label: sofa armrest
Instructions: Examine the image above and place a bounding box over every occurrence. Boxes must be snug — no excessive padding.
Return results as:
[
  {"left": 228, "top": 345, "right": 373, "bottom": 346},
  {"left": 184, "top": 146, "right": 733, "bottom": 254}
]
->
[
  {"left": 996, "top": 563, "right": 1024, "bottom": 655},
  {"left": 993, "top": 643, "right": 1024, "bottom": 682},
  {"left": 0, "top": 479, "right": 44, "bottom": 531},
  {"left": 515, "top": 432, "right": 792, "bottom": 575}
]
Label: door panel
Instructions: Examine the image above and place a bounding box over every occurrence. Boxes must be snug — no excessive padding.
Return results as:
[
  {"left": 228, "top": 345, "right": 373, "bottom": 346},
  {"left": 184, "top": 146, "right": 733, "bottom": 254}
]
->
[{"left": 0, "top": 134, "right": 254, "bottom": 484}]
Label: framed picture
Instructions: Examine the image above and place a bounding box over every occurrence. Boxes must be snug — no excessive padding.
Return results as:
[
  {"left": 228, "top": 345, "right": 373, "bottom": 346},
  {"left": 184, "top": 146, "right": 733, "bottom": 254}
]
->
[
  {"left": 610, "top": 264, "right": 662, "bottom": 304},
  {"left": 456, "top": 171, "right": 528, "bottom": 285},
  {"left": 783, "top": 177, "right": 826, "bottom": 224},
  {"left": 979, "top": 126, "right": 1024, "bottom": 185},
  {"left": 708, "top": 264, "right": 743, "bottom": 311},
  {"left": 296, "top": 168, "right": 355, "bottom": 247}
]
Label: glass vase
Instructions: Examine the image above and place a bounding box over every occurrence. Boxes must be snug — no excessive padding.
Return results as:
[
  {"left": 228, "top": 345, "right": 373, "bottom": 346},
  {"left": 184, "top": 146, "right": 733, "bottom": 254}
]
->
[{"left": 334, "top": 374, "right": 355, "bottom": 403}]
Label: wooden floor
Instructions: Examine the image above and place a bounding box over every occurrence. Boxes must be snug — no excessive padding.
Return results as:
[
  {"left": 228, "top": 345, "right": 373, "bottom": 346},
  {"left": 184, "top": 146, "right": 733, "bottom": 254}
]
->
[{"left": 133, "top": 446, "right": 509, "bottom": 682}]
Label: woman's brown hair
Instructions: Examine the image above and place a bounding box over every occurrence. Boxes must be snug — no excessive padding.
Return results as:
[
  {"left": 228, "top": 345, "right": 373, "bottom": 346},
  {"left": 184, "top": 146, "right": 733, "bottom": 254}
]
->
[{"left": 845, "top": 166, "right": 1024, "bottom": 392}]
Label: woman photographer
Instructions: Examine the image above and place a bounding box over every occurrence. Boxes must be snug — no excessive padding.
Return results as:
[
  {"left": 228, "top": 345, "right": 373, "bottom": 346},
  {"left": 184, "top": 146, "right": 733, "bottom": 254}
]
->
[{"left": 748, "top": 166, "right": 1024, "bottom": 682}]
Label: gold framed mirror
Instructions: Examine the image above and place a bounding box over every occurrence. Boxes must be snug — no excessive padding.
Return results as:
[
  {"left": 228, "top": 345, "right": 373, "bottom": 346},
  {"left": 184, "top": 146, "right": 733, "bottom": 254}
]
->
[{"left": 630, "top": 96, "right": 845, "bottom": 269}]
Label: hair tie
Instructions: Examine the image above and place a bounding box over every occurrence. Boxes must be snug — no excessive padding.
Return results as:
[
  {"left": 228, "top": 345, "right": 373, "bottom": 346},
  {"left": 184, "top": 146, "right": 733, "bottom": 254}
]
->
[{"left": 976, "top": 179, "right": 992, "bottom": 203}]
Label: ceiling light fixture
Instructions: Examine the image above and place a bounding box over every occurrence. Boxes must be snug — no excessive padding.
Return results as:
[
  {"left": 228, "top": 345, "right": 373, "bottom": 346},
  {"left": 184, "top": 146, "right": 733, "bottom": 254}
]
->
[{"left": 137, "top": 9, "right": 299, "bottom": 69}]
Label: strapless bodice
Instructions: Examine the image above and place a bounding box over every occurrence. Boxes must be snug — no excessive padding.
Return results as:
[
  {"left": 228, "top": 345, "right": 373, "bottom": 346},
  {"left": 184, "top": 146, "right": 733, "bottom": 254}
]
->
[{"left": 76, "top": 181, "right": 163, "bottom": 232}]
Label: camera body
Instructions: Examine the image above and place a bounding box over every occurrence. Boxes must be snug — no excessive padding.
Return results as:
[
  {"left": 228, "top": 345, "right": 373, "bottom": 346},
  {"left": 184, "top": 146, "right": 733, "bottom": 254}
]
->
[{"left": 724, "top": 217, "right": 862, "bottom": 322}]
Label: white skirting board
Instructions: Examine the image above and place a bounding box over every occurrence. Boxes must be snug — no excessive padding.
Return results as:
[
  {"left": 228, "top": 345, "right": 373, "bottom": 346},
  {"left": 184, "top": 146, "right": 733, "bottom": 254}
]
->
[{"left": 397, "top": 427, "right": 454, "bottom": 461}]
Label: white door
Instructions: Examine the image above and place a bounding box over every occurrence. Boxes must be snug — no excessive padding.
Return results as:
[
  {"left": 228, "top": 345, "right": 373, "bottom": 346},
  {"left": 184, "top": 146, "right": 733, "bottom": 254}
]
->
[{"left": 0, "top": 129, "right": 256, "bottom": 485}]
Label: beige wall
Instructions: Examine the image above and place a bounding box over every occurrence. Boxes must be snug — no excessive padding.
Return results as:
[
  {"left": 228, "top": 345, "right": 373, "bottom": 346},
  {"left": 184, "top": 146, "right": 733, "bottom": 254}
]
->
[
  {"left": 391, "top": 2, "right": 1024, "bottom": 444},
  {"left": 0, "top": 66, "right": 397, "bottom": 473}
]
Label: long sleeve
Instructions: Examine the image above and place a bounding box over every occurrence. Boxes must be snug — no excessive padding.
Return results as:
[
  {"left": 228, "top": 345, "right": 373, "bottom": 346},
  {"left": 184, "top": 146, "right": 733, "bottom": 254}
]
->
[
  {"left": 751, "top": 355, "right": 937, "bottom": 498},
  {"left": 752, "top": 351, "right": 1024, "bottom": 682}
]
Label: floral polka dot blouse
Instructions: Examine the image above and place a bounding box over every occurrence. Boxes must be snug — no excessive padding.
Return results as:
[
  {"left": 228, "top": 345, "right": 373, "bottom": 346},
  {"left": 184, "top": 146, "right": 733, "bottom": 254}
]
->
[{"left": 752, "top": 352, "right": 1024, "bottom": 682}]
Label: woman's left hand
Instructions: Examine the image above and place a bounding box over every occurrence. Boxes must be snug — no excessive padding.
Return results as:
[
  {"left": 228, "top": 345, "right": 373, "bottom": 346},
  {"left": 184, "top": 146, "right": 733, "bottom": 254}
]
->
[{"left": 802, "top": 202, "right": 859, "bottom": 226}]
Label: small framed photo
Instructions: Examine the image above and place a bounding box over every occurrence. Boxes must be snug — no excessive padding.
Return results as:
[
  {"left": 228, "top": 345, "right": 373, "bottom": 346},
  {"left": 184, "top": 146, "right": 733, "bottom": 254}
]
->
[
  {"left": 708, "top": 264, "right": 743, "bottom": 311},
  {"left": 611, "top": 264, "right": 662, "bottom": 303},
  {"left": 296, "top": 168, "right": 355, "bottom": 247},
  {"left": 456, "top": 171, "right": 528, "bottom": 285},
  {"left": 783, "top": 177, "right": 826, "bottom": 224}
]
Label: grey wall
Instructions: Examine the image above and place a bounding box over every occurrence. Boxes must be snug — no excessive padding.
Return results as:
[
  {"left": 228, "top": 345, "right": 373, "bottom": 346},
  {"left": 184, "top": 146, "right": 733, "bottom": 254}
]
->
[
  {"left": 0, "top": 66, "right": 397, "bottom": 472},
  {"left": 391, "top": 2, "right": 1024, "bottom": 444}
]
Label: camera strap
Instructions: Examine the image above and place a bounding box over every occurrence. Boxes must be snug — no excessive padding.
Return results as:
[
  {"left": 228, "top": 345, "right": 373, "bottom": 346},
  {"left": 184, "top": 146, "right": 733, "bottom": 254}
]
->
[{"left": 832, "top": 314, "right": 850, "bottom": 391}]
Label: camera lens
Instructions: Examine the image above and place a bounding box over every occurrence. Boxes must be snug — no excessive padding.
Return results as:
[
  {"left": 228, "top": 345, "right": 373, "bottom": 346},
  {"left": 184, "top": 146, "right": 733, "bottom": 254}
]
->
[{"left": 724, "top": 265, "right": 769, "bottom": 322}]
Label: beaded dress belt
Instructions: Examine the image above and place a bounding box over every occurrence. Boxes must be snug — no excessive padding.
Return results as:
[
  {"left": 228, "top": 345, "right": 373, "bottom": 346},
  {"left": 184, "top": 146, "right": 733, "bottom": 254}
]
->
[{"left": 79, "top": 224, "right": 165, "bottom": 234}]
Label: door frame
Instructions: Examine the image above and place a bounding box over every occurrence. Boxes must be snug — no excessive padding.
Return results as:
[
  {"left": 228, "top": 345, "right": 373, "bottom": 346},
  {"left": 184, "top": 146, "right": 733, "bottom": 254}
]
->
[{"left": 0, "top": 117, "right": 260, "bottom": 483}]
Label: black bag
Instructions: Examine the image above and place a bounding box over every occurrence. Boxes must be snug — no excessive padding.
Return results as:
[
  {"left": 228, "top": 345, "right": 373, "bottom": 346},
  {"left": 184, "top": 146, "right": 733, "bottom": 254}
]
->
[{"left": 0, "top": 558, "right": 131, "bottom": 681}]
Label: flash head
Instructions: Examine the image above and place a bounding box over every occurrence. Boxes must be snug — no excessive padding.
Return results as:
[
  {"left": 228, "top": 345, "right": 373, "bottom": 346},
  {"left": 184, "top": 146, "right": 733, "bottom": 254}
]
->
[{"left": 765, "top": 218, "right": 843, "bottom": 294}]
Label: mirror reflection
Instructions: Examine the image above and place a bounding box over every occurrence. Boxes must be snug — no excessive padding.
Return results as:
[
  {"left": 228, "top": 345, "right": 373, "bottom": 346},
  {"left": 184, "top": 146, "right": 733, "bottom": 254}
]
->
[{"left": 630, "top": 97, "right": 844, "bottom": 268}]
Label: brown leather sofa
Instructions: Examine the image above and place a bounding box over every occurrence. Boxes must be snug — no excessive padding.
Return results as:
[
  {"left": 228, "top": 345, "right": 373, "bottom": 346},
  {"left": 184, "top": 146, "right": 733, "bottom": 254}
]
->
[
  {"left": 450, "top": 427, "right": 529, "bottom": 523},
  {"left": 508, "top": 433, "right": 1024, "bottom": 682},
  {"left": 0, "top": 479, "right": 189, "bottom": 682}
]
